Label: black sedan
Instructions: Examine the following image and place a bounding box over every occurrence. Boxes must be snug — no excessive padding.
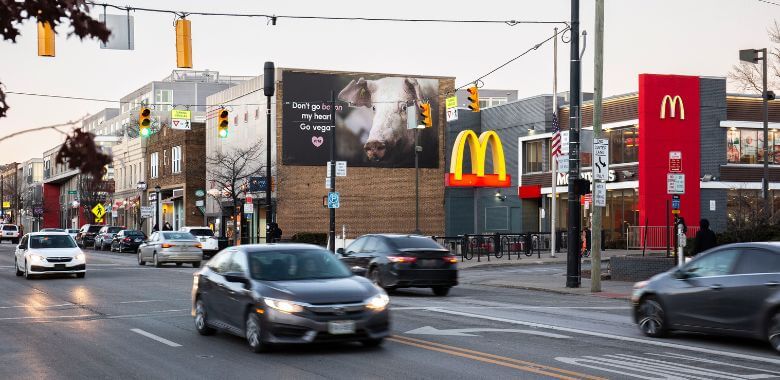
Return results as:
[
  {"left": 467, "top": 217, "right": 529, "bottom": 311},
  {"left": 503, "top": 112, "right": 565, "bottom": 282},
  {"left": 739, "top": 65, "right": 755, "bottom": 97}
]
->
[
  {"left": 191, "top": 244, "right": 390, "bottom": 353},
  {"left": 632, "top": 242, "right": 780, "bottom": 353},
  {"left": 110, "top": 230, "right": 147, "bottom": 253},
  {"left": 338, "top": 234, "right": 458, "bottom": 296}
]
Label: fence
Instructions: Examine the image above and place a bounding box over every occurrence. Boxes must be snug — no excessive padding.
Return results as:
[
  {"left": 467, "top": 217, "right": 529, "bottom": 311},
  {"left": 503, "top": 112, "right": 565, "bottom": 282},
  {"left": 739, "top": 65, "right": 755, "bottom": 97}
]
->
[
  {"left": 431, "top": 232, "right": 553, "bottom": 262},
  {"left": 626, "top": 226, "right": 699, "bottom": 250}
]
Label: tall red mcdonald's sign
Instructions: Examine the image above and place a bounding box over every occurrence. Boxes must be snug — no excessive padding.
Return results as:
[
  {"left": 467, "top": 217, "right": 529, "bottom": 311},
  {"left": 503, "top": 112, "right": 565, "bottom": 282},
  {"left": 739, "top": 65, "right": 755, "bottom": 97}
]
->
[{"left": 638, "top": 74, "right": 700, "bottom": 230}]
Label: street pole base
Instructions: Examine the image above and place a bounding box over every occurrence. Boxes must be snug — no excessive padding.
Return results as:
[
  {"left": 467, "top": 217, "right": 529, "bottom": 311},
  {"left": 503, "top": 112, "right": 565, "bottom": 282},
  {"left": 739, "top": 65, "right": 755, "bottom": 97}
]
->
[{"left": 566, "top": 276, "right": 581, "bottom": 288}]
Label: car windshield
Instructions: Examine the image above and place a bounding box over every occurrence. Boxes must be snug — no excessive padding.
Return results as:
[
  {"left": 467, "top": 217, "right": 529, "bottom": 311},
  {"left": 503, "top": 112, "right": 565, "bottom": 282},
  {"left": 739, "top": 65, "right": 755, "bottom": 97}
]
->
[
  {"left": 107, "top": 227, "right": 123, "bottom": 233},
  {"left": 30, "top": 235, "right": 77, "bottom": 249},
  {"left": 68, "top": 229, "right": 79, "bottom": 234},
  {"left": 2, "top": 225, "right": 17, "bottom": 231},
  {"left": 125, "top": 230, "right": 145, "bottom": 237},
  {"left": 388, "top": 236, "right": 444, "bottom": 250},
  {"left": 187, "top": 229, "right": 214, "bottom": 237},
  {"left": 41, "top": 228, "right": 64, "bottom": 232},
  {"left": 247, "top": 249, "right": 352, "bottom": 281},
  {"left": 162, "top": 232, "right": 196, "bottom": 241},
  {"left": 87, "top": 226, "right": 102, "bottom": 233}
]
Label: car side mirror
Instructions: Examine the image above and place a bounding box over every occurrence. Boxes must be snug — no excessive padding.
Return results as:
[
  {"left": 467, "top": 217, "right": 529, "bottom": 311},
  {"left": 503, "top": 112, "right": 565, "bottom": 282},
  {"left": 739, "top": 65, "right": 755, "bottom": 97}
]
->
[
  {"left": 17, "top": 244, "right": 23, "bottom": 250},
  {"left": 336, "top": 248, "right": 345, "bottom": 255},
  {"left": 224, "top": 272, "right": 249, "bottom": 285},
  {"left": 673, "top": 269, "right": 690, "bottom": 280}
]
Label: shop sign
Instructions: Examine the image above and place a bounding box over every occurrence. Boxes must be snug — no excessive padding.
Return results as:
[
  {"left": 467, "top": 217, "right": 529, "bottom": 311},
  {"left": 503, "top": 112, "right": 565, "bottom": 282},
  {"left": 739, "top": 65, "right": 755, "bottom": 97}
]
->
[
  {"left": 140, "top": 206, "right": 153, "bottom": 218},
  {"left": 556, "top": 170, "right": 616, "bottom": 186},
  {"left": 669, "top": 151, "right": 682, "bottom": 173},
  {"left": 446, "top": 130, "right": 511, "bottom": 188}
]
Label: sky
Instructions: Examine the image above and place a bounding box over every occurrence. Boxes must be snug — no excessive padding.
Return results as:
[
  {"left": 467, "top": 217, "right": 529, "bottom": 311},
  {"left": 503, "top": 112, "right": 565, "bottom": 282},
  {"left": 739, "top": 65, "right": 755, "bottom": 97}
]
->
[{"left": 0, "top": 0, "right": 777, "bottom": 163}]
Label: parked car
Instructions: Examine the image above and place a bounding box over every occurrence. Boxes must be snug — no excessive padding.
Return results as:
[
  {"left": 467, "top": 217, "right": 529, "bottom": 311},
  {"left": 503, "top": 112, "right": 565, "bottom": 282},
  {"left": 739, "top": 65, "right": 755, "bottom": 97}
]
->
[
  {"left": 632, "top": 242, "right": 780, "bottom": 353},
  {"left": 1, "top": 224, "right": 21, "bottom": 244},
  {"left": 138, "top": 231, "right": 203, "bottom": 268},
  {"left": 338, "top": 234, "right": 458, "bottom": 296},
  {"left": 75, "top": 224, "right": 103, "bottom": 248},
  {"left": 180, "top": 226, "right": 219, "bottom": 258},
  {"left": 93, "top": 225, "right": 124, "bottom": 250},
  {"left": 110, "top": 229, "right": 147, "bottom": 253},
  {"left": 14, "top": 232, "right": 86, "bottom": 279},
  {"left": 191, "top": 244, "right": 390, "bottom": 352}
]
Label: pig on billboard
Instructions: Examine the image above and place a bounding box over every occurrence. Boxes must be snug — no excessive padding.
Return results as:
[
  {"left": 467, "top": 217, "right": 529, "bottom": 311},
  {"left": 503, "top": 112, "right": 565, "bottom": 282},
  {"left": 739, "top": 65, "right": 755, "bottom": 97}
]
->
[{"left": 282, "top": 71, "right": 439, "bottom": 168}]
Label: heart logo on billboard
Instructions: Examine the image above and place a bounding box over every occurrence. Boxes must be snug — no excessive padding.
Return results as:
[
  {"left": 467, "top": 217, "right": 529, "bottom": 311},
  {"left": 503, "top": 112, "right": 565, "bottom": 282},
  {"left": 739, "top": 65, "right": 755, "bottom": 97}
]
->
[{"left": 312, "top": 136, "right": 324, "bottom": 147}]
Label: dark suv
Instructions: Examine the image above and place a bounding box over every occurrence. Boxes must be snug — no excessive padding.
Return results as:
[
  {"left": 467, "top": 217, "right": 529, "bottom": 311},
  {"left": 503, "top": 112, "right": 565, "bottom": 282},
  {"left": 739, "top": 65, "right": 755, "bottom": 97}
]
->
[{"left": 75, "top": 224, "right": 103, "bottom": 248}]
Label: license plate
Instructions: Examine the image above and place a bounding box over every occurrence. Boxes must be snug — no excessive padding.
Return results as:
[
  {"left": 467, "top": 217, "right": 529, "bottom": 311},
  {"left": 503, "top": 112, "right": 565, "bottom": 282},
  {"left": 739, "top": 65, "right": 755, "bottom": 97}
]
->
[
  {"left": 328, "top": 321, "right": 355, "bottom": 335},
  {"left": 55, "top": 264, "right": 65, "bottom": 270},
  {"left": 418, "top": 259, "right": 440, "bottom": 268}
]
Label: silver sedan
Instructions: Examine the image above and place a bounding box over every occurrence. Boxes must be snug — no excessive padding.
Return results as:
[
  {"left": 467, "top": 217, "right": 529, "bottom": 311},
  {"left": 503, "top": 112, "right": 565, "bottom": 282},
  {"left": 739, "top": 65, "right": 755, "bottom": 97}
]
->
[{"left": 138, "top": 231, "right": 203, "bottom": 268}]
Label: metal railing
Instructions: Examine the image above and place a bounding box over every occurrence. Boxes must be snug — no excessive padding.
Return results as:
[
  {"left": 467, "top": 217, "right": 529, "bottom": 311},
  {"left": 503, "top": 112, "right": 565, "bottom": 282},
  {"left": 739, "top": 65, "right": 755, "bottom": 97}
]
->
[
  {"left": 626, "top": 226, "right": 699, "bottom": 250},
  {"left": 431, "top": 232, "right": 553, "bottom": 262}
]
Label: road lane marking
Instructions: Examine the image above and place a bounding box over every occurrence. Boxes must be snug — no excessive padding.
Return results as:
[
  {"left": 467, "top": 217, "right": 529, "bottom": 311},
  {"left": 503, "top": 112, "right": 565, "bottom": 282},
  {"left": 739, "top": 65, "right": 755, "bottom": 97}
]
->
[
  {"left": 646, "top": 353, "right": 780, "bottom": 376},
  {"left": 105, "top": 309, "right": 189, "bottom": 319},
  {"left": 405, "top": 326, "right": 571, "bottom": 338},
  {"left": 0, "top": 314, "right": 100, "bottom": 321},
  {"left": 0, "top": 303, "right": 73, "bottom": 309},
  {"left": 130, "top": 328, "right": 182, "bottom": 347},
  {"left": 391, "top": 335, "right": 604, "bottom": 380},
  {"left": 392, "top": 306, "right": 630, "bottom": 311},
  {"left": 428, "top": 308, "right": 780, "bottom": 366}
]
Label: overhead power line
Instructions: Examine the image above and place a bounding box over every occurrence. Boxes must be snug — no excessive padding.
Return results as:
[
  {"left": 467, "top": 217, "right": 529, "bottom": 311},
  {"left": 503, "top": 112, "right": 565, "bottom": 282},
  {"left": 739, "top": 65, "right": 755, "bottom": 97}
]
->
[{"left": 757, "top": 0, "right": 780, "bottom": 6}]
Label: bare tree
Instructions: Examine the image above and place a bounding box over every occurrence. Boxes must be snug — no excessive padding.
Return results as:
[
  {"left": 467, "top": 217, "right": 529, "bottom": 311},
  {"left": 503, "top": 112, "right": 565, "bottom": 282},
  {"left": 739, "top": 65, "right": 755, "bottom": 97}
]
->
[
  {"left": 206, "top": 141, "right": 266, "bottom": 245},
  {"left": 78, "top": 174, "right": 111, "bottom": 224},
  {"left": 729, "top": 20, "right": 780, "bottom": 92}
]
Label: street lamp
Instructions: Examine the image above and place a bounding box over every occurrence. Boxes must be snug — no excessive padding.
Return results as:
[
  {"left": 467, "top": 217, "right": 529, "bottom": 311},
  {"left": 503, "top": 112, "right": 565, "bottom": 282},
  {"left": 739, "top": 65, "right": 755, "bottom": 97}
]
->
[
  {"left": 137, "top": 181, "right": 147, "bottom": 230},
  {"left": 740, "top": 48, "right": 776, "bottom": 214},
  {"left": 154, "top": 185, "right": 161, "bottom": 232}
]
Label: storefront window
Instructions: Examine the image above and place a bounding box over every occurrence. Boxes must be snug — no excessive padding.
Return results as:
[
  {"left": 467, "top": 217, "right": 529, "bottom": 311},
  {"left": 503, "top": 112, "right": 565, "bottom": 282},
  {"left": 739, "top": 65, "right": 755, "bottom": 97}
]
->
[
  {"left": 601, "top": 126, "right": 638, "bottom": 165},
  {"left": 726, "top": 189, "right": 780, "bottom": 227},
  {"left": 726, "top": 128, "right": 780, "bottom": 164},
  {"left": 525, "top": 140, "right": 544, "bottom": 173}
]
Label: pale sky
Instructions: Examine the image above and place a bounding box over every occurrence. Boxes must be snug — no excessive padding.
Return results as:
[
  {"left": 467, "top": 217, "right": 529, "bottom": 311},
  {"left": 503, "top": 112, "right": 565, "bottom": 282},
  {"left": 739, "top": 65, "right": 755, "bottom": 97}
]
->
[{"left": 0, "top": 0, "right": 776, "bottom": 163}]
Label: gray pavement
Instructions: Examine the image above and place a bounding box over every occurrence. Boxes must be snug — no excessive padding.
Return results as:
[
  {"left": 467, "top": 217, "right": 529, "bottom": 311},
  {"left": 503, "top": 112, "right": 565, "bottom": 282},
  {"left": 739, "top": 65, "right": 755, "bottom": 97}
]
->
[{"left": 1, "top": 242, "right": 778, "bottom": 379}]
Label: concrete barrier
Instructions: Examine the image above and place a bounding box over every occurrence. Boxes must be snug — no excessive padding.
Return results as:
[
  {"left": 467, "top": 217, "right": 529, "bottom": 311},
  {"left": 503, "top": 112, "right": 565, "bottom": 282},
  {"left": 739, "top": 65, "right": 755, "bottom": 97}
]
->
[{"left": 610, "top": 256, "right": 676, "bottom": 282}]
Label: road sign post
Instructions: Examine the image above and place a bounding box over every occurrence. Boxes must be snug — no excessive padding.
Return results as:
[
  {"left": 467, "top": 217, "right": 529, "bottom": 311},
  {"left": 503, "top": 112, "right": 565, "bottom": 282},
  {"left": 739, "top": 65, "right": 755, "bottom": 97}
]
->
[
  {"left": 593, "top": 139, "right": 609, "bottom": 181},
  {"left": 327, "top": 192, "right": 340, "bottom": 209}
]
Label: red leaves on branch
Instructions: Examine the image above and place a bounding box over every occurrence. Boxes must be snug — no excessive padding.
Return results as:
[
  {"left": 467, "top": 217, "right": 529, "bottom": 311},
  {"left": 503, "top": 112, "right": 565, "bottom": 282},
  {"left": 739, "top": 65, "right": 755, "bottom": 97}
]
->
[{"left": 55, "top": 128, "right": 111, "bottom": 180}]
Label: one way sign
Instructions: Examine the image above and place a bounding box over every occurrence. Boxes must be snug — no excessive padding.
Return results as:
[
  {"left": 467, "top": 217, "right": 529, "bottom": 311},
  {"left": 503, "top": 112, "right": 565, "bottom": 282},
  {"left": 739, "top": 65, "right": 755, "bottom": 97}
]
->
[{"left": 593, "top": 138, "right": 609, "bottom": 181}]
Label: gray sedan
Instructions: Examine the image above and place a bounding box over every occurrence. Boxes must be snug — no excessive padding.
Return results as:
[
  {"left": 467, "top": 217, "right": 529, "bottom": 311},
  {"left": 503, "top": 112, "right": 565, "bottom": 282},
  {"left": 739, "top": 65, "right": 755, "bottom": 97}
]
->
[
  {"left": 632, "top": 242, "right": 780, "bottom": 353},
  {"left": 138, "top": 231, "right": 203, "bottom": 268}
]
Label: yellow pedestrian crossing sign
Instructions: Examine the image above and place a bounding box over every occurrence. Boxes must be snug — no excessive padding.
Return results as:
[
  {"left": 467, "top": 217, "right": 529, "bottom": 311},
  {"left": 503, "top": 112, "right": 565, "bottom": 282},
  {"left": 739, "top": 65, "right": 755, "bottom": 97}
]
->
[{"left": 92, "top": 204, "right": 106, "bottom": 220}]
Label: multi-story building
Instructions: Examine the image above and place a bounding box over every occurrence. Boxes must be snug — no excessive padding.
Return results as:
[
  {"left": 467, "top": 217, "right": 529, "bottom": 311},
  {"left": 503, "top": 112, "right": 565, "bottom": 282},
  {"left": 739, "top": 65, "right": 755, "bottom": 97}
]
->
[
  {"left": 110, "top": 134, "right": 148, "bottom": 230},
  {"left": 0, "top": 162, "right": 20, "bottom": 224},
  {"left": 19, "top": 158, "right": 44, "bottom": 232}
]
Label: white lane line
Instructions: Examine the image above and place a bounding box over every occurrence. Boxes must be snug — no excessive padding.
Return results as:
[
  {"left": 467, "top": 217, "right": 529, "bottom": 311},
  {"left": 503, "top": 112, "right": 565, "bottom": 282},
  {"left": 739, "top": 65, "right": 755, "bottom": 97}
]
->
[
  {"left": 118, "top": 300, "right": 168, "bottom": 304},
  {"left": 130, "top": 328, "right": 182, "bottom": 347},
  {"left": 428, "top": 308, "right": 780, "bottom": 366},
  {"left": 0, "top": 303, "right": 73, "bottom": 309},
  {"left": 104, "top": 309, "right": 190, "bottom": 319},
  {"left": 392, "top": 306, "right": 630, "bottom": 311},
  {"left": 0, "top": 314, "right": 100, "bottom": 321}
]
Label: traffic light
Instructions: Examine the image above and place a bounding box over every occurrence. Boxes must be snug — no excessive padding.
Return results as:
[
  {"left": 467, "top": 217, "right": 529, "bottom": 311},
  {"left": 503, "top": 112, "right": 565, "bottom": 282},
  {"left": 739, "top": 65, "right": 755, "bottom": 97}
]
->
[
  {"left": 139, "top": 107, "right": 151, "bottom": 137},
  {"left": 175, "top": 19, "right": 192, "bottom": 68},
  {"left": 419, "top": 102, "right": 432, "bottom": 127},
  {"left": 467, "top": 86, "right": 480, "bottom": 112},
  {"left": 37, "top": 21, "right": 55, "bottom": 57},
  {"left": 217, "top": 108, "right": 229, "bottom": 138}
]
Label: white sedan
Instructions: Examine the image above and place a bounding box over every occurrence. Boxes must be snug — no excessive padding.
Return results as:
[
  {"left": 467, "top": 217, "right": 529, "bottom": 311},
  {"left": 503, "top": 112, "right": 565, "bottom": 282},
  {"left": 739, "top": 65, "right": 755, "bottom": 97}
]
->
[{"left": 14, "top": 232, "right": 86, "bottom": 279}]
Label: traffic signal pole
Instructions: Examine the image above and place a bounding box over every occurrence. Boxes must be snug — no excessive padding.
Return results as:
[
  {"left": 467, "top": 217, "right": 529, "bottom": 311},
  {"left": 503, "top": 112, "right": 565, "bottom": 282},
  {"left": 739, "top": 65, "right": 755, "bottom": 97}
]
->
[
  {"left": 263, "top": 62, "right": 275, "bottom": 242},
  {"left": 329, "top": 90, "right": 337, "bottom": 252},
  {"left": 566, "top": 0, "right": 582, "bottom": 288}
]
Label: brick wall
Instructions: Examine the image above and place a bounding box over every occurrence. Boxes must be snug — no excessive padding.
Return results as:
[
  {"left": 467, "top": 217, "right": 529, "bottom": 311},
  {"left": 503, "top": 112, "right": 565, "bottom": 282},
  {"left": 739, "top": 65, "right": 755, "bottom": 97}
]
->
[
  {"left": 610, "top": 256, "right": 676, "bottom": 282},
  {"left": 275, "top": 70, "right": 454, "bottom": 238}
]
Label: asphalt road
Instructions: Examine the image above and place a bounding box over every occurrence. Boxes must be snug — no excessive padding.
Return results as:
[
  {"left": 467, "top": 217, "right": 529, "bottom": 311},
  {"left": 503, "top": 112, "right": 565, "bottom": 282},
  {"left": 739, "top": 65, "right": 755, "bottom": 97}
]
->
[{"left": 1, "top": 243, "right": 778, "bottom": 380}]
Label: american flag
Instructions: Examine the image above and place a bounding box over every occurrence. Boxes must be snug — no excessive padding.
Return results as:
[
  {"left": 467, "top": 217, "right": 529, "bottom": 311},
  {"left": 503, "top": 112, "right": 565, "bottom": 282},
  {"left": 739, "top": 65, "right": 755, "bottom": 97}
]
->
[{"left": 550, "top": 112, "right": 562, "bottom": 159}]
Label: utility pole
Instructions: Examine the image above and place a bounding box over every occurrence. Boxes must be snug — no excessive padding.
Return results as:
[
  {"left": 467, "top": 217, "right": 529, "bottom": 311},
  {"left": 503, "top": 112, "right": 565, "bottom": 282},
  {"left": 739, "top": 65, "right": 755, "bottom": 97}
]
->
[
  {"left": 566, "top": 0, "right": 582, "bottom": 288},
  {"left": 414, "top": 127, "right": 421, "bottom": 234},
  {"left": 1, "top": 172, "right": 4, "bottom": 222},
  {"left": 263, "top": 62, "right": 275, "bottom": 241},
  {"left": 328, "top": 90, "right": 337, "bottom": 252},
  {"left": 591, "top": 0, "right": 604, "bottom": 292},
  {"left": 762, "top": 48, "right": 770, "bottom": 209},
  {"left": 551, "top": 27, "right": 559, "bottom": 259}
]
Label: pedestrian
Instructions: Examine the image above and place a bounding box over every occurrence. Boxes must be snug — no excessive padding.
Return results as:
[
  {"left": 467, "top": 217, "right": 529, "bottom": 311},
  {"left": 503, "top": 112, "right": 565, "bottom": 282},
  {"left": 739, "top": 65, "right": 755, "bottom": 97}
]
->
[
  {"left": 693, "top": 218, "right": 717, "bottom": 255},
  {"left": 163, "top": 221, "right": 172, "bottom": 231}
]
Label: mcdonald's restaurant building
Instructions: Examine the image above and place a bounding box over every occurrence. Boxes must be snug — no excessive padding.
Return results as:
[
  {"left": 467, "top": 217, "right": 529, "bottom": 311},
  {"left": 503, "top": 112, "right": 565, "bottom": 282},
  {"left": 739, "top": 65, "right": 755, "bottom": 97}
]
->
[{"left": 444, "top": 73, "right": 780, "bottom": 247}]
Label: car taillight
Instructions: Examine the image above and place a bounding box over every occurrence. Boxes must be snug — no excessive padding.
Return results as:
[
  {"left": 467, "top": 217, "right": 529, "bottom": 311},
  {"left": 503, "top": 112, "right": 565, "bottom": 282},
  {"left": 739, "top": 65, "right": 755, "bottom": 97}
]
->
[
  {"left": 195, "top": 243, "right": 202, "bottom": 248},
  {"left": 123, "top": 237, "right": 132, "bottom": 242},
  {"left": 161, "top": 243, "right": 174, "bottom": 248},
  {"left": 443, "top": 256, "right": 458, "bottom": 263},
  {"left": 387, "top": 256, "right": 417, "bottom": 263}
]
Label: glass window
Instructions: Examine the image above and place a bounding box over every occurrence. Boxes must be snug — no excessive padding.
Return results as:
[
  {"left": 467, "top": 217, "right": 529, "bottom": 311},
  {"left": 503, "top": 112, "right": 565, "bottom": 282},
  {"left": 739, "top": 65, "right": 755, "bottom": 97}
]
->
[
  {"left": 388, "top": 236, "right": 445, "bottom": 250},
  {"left": 207, "top": 250, "right": 232, "bottom": 274},
  {"left": 525, "top": 140, "right": 544, "bottom": 173},
  {"left": 30, "top": 235, "right": 77, "bottom": 249},
  {"left": 345, "top": 237, "right": 366, "bottom": 253},
  {"left": 150, "top": 152, "right": 159, "bottom": 179},
  {"left": 162, "top": 232, "right": 196, "bottom": 240},
  {"left": 172, "top": 146, "right": 182, "bottom": 174},
  {"left": 734, "top": 249, "right": 780, "bottom": 274},
  {"left": 684, "top": 249, "right": 739, "bottom": 277},
  {"left": 740, "top": 130, "right": 759, "bottom": 164},
  {"left": 227, "top": 251, "right": 247, "bottom": 273},
  {"left": 361, "top": 237, "right": 379, "bottom": 253},
  {"left": 188, "top": 228, "right": 214, "bottom": 237},
  {"left": 247, "top": 249, "right": 351, "bottom": 281}
]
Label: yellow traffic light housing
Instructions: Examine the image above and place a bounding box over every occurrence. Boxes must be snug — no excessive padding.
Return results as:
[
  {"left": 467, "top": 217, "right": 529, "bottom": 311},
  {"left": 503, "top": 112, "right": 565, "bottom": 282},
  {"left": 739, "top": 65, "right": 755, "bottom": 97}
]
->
[
  {"left": 139, "top": 107, "right": 151, "bottom": 137},
  {"left": 217, "top": 108, "right": 229, "bottom": 138},
  {"left": 175, "top": 19, "right": 192, "bottom": 68},
  {"left": 467, "top": 86, "right": 480, "bottom": 112},
  {"left": 419, "top": 102, "right": 432, "bottom": 127},
  {"left": 37, "top": 21, "right": 55, "bottom": 57}
]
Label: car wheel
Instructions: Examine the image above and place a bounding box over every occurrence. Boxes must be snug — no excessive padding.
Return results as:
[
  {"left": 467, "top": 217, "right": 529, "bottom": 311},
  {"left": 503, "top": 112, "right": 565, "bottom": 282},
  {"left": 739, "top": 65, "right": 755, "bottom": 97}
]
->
[
  {"left": 192, "top": 261, "right": 201, "bottom": 268},
  {"left": 194, "top": 299, "right": 216, "bottom": 336},
  {"left": 137, "top": 252, "right": 146, "bottom": 266},
  {"left": 369, "top": 267, "right": 384, "bottom": 288},
  {"left": 361, "top": 338, "right": 384, "bottom": 348},
  {"left": 76, "top": 272, "right": 85, "bottom": 279},
  {"left": 154, "top": 253, "right": 162, "bottom": 268},
  {"left": 637, "top": 296, "right": 668, "bottom": 338},
  {"left": 24, "top": 260, "right": 34, "bottom": 280},
  {"left": 245, "top": 313, "right": 268, "bottom": 353},
  {"left": 14, "top": 257, "right": 22, "bottom": 276},
  {"left": 432, "top": 287, "right": 451, "bottom": 297},
  {"left": 768, "top": 311, "right": 780, "bottom": 353}
]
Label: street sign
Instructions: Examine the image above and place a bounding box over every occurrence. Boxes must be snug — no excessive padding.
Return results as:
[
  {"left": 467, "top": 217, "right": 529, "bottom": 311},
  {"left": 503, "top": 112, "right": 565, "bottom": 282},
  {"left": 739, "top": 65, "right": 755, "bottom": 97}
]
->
[
  {"left": 672, "top": 194, "right": 681, "bottom": 210},
  {"left": 593, "top": 139, "right": 609, "bottom": 181},
  {"left": 325, "top": 177, "right": 332, "bottom": 189},
  {"left": 1, "top": 201, "right": 9, "bottom": 209},
  {"left": 195, "top": 200, "right": 204, "bottom": 207},
  {"left": 669, "top": 151, "right": 682, "bottom": 173},
  {"left": 667, "top": 173, "right": 685, "bottom": 194},
  {"left": 140, "top": 206, "right": 153, "bottom": 218},
  {"left": 407, "top": 106, "right": 417, "bottom": 130},
  {"left": 336, "top": 161, "right": 347, "bottom": 177},
  {"left": 148, "top": 193, "right": 157, "bottom": 201},
  {"left": 445, "top": 96, "right": 457, "bottom": 109},
  {"left": 68, "top": 190, "right": 77, "bottom": 195},
  {"left": 195, "top": 189, "right": 205, "bottom": 197},
  {"left": 244, "top": 203, "right": 254, "bottom": 214},
  {"left": 557, "top": 155, "right": 569, "bottom": 172},
  {"left": 91, "top": 203, "right": 106, "bottom": 219},
  {"left": 171, "top": 110, "right": 192, "bottom": 130},
  {"left": 327, "top": 192, "right": 340, "bottom": 209},
  {"left": 594, "top": 182, "right": 607, "bottom": 207},
  {"left": 445, "top": 96, "right": 459, "bottom": 122},
  {"left": 560, "top": 130, "right": 570, "bottom": 155},
  {"left": 246, "top": 195, "right": 253, "bottom": 203},
  {"left": 249, "top": 177, "right": 267, "bottom": 192}
]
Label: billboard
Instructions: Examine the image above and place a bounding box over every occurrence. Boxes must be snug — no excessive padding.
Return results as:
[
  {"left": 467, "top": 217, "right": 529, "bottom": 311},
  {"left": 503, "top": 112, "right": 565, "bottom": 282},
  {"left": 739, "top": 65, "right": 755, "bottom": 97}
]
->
[{"left": 282, "top": 71, "right": 440, "bottom": 168}]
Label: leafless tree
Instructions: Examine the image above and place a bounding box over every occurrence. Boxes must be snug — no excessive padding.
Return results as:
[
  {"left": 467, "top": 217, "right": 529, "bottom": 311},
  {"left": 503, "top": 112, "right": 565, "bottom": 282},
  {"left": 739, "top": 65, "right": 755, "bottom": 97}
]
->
[
  {"left": 206, "top": 140, "right": 266, "bottom": 245},
  {"left": 78, "top": 174, "right": 111, "bottom": 224},
  {"left": 729, "top": 20, "right": 780, "bottom": 92}
]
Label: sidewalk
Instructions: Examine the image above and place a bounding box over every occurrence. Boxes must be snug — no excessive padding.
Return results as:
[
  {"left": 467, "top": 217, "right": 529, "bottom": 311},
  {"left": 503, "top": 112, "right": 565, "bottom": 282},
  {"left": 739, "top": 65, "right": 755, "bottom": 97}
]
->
[{"left": 456, "top": 248, "right": 669, "bottom": 270}]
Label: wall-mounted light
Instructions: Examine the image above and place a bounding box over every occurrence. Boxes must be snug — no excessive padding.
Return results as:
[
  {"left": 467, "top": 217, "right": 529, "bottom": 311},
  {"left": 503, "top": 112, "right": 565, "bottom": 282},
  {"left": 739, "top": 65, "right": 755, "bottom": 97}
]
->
[
  {"left": 495, "top": 190, "right": 506, "bottom": 201},
  {"left": 701, "top": 174, "right": 713, "bottom": 182},
  {"left": 622, "top": 170, "right": 635, "bottom": 178}
]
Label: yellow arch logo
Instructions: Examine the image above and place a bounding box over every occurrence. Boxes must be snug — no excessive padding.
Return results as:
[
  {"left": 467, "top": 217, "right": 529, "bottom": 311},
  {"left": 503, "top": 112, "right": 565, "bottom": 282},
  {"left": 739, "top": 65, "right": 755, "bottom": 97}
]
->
[
  {"left": 660, "top": 95, "right": 685, "bottom": 120},
  {"left": 446, "top": 130, "right": 511, "bottom": 188}
]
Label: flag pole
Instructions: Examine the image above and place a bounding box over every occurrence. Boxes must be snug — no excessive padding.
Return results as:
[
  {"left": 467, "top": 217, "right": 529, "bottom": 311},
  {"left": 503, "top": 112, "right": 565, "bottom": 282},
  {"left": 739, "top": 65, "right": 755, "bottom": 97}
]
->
[{"left": 550, "top": 27, "right": 559, "bottom": 258}]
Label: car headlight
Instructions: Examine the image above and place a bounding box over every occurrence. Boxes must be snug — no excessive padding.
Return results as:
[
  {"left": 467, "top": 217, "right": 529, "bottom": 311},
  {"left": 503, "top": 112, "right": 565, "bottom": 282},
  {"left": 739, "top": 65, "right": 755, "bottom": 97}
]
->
[
  {"left": 30, "top": 254, "right": 45, "bottom": 263},
  {"left": 365, "top": 293, "right": 390, "bottom": 311},
  {"left": 633, "top": 280, "right": 649, "bottom": 290},
  {"left": 263, "top": 298, "right": 305, "bottom": 313},
  {"left": 75, "top": 253, "right": 86, "bottom": 261}
]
